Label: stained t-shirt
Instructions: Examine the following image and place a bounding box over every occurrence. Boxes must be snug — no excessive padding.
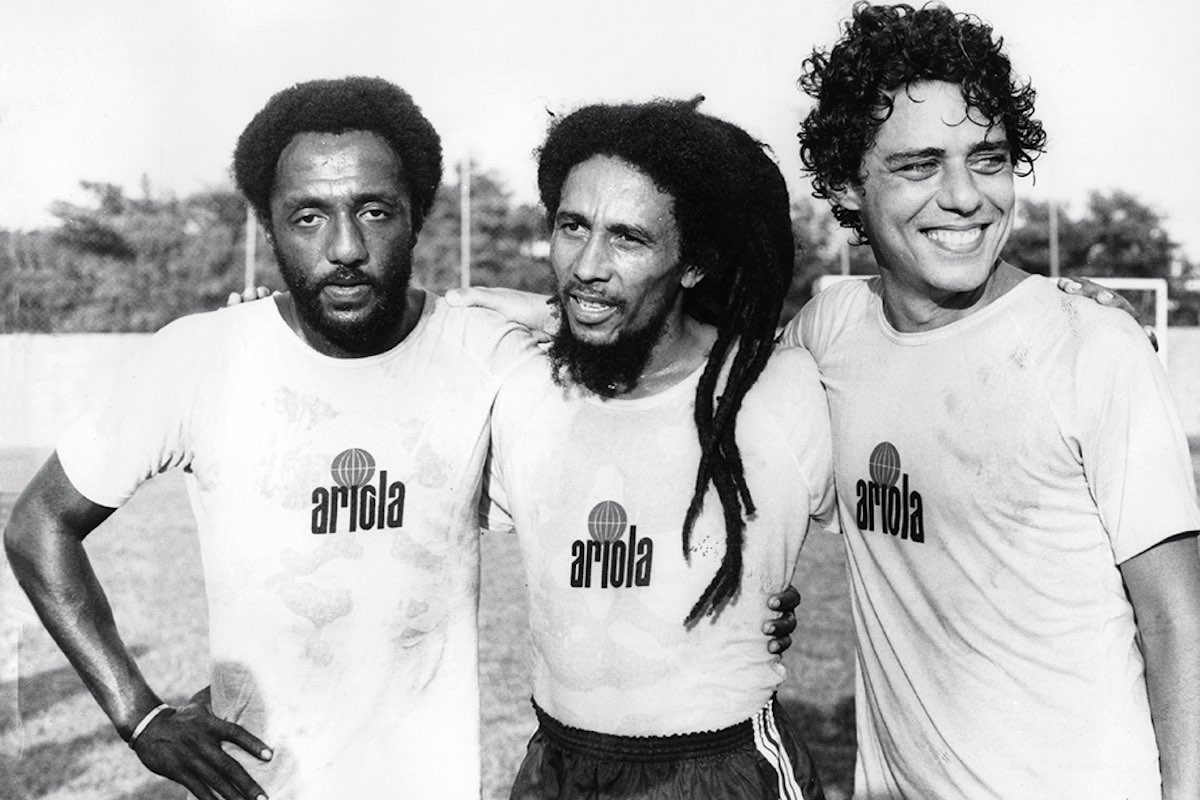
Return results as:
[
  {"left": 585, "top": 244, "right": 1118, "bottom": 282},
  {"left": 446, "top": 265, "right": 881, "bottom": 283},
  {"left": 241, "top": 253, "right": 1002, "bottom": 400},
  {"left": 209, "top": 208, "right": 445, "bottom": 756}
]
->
[
  {"left": 58, "top": 293, "right": 536, "bottom": 798},
  {"left": 486, "top": 345, "right": 836, "bottom": 735},
  {"left": 781, "top": 274, "right": 1200, "bottom": 799}
]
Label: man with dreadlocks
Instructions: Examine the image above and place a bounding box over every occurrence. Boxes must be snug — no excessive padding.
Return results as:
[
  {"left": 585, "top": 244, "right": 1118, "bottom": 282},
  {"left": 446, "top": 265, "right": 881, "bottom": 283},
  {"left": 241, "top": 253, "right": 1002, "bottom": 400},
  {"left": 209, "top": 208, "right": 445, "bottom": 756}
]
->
[
  {"left": 780, "top": 3, "right": 1200, "bottom": 798},
  {"left": 482, "top": 99, "right": 835, "bottom": 800}
]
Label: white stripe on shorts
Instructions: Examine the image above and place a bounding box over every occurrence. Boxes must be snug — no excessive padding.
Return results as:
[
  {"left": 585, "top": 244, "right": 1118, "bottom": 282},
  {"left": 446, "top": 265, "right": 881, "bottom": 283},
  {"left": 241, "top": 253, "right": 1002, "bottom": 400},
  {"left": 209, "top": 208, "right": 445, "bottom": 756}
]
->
[{"left": 752, "top": 701, "right": 805, "bottom": 800}]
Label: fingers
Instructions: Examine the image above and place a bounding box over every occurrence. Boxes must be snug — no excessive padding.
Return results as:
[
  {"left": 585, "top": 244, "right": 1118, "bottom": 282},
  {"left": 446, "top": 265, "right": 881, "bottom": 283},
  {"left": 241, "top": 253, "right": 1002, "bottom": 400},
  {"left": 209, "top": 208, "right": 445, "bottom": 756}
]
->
[
  {"left": 763, "top": 610, "right": 797, "bottom": 638},
  {"left": 226, "top": 287, "right": 273, "bottom": 307},
  {"left": 216, "top": 717, "right": 273, "bottom": 761},
  {"left": 1058, "top": 278, "right": 1158, "bottom": 350},
  {"left": 442, "top": 288, "right": 472, "bottom": 306},
  {"left": 767, "top": 635, "right": 793, "bottom": 656},
  {"left": 768, "top": 584, "right": 801, "bottom": 613},
  {"left": 1143, "top": 325, "right": 1160, "bottom": 353},
  {"left": 134, "top": 702, "right": 272, "bottom": 800},
  {"left": 1057, "top": 277, "right": 1136, "bottom": 313}
]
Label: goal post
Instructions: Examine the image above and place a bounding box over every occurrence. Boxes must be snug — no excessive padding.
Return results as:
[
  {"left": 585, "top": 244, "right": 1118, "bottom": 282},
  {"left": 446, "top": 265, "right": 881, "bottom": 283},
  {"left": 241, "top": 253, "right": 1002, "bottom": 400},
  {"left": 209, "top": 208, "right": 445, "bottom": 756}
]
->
[{"left": 1084, "top": 277, "right": 1168, "bottom": 365}]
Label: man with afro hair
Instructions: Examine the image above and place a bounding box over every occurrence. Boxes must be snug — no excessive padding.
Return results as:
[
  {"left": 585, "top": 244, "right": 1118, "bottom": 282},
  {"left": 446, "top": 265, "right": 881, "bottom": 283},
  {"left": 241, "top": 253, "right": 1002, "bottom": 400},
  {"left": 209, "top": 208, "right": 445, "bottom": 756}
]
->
[
  {"left": 5, "top": 76, "right": 540, "bottom": 798},
  {"left": 483, "top": 97, "right": 835, "bottom": 800},
  {"left": 780, "top": 4, "right": 1200, "bottom": 797}
]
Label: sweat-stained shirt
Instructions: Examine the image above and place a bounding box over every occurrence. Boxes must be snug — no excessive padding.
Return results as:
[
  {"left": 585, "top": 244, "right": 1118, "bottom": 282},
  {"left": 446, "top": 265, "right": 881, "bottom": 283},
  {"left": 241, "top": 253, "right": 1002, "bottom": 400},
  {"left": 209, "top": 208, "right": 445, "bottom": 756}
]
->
[
  {"left": 58, "top": 293, "right": 536, "bottom": 798},
  {"left": 781, "top": 274, "right": 1200, "bottom": 800},
  {"left": 485, "top": 345, "right": 837, "bottom": 735}
]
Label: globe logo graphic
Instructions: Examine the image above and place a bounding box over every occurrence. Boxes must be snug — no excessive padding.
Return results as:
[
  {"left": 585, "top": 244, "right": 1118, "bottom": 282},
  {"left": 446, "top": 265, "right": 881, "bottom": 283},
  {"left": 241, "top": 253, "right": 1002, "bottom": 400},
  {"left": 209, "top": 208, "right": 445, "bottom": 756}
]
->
[
  {"left": 587, "top": 501, "right": 627, "bottom": 542},
  {"left": 330, "top": 448, "right": 376, "bottom": 488},
  {"left": 868, "top": 442, "right": 901, "bottom": 487}
]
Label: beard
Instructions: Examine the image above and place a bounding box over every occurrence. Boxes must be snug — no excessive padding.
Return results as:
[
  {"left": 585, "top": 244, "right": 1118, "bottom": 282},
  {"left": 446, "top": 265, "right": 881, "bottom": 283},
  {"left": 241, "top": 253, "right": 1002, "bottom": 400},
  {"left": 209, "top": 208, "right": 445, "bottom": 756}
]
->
[
  {"left": 546, "top": 291, "right": 673, "bottom": 399},
  {"left": 274, "top": 246, "right": 413, "bottom": 355}
]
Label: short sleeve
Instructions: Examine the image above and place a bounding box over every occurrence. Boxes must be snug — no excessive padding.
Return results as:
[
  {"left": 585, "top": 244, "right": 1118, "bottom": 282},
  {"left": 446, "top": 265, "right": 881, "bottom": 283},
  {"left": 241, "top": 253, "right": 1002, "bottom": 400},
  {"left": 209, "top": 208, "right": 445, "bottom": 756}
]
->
[
  {"left": 478, "top": 444, "right": 515, "bottom": 534},
  {"left": 1075, "top": 314, "right": 1200, "bottom": 562},
  {"left": 763, "top": 346, "right": 839, "bottom": 537},
  {"left": 787, "top": 348, "right": 839, "bottom": 536},
  {"left": 780, "top": 277, "right": 877, "bottom": 365},
  {"left": 56, "top": 314, "right": 215, "bottom": 508}
]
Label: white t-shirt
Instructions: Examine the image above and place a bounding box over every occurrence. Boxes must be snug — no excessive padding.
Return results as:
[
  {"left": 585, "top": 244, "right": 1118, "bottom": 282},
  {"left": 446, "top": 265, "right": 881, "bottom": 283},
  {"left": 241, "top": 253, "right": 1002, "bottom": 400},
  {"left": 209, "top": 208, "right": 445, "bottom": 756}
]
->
[
  {"left": 486, "top": 345, "right": 836, "bottom": 736},
  {"left": 782, "top": 274, "right": 1200, "bottom": 800},
  {"left": 58, "top": 293, "right": 535, "bottom": 798}
]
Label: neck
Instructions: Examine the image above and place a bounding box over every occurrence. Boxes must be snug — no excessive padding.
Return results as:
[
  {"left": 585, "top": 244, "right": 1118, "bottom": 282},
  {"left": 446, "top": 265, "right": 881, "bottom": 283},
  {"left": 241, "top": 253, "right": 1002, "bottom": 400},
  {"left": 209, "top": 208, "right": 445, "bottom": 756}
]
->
[
  {"left": 619, "top": 312, "right": 717, "bottom": 400},
  {"left": 879, "top": 260, "right": 1028, "bottom": 333}
]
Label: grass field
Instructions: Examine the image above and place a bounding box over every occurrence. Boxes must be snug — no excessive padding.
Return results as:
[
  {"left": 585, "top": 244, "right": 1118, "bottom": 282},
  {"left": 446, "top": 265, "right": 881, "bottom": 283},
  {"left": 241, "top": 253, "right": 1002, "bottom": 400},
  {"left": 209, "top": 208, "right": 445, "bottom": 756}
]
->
[{"left": 4, "top": 442, "right": 1200, "bottom": 800}]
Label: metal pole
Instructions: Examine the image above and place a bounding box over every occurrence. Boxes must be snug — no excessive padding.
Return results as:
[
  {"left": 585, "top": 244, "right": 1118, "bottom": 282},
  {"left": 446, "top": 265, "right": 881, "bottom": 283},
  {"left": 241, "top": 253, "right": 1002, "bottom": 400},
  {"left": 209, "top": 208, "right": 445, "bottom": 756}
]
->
[
  {"left": 459, "top": 153, "right": 471, "bottom": 289},
  {"left": 244, "top": 204, "right": 258, "bottom": 291},
  {"left": 1048, "top": 196, "right": 1060, "bottom": 278}
]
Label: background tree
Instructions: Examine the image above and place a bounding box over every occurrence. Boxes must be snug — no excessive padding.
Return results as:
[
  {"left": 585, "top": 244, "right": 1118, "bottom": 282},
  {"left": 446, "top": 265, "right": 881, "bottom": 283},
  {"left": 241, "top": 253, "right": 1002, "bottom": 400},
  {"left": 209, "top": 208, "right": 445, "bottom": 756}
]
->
[
  {"left": 781, "top": 196, "right": 878, "bottom": 324},
  {"left": 1004, "top": 190, "right": 1178, "bottom": 280},
  {"left": 1003, "top": 190, "right": 1192, "bottom": 325},
  {"left": 4, "top": 176, "right": 1197, "bottom": 332},
  {"left": 412, "top": 164, "right": 553, "bottom": 295},
  {"left": 5, "top": 179, "right": 251, "bottom": 332}
]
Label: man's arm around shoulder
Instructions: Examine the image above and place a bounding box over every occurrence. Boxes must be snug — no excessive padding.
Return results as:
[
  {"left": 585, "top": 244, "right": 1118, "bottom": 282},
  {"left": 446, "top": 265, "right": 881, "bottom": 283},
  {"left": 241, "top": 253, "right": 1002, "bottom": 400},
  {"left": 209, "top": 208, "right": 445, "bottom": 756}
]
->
[
  {"left": 5, "top": 453, "right": 272, "bottom": 800},
  {"left": 1120, "top": 531, "right": 1200, "bottom": 799}
]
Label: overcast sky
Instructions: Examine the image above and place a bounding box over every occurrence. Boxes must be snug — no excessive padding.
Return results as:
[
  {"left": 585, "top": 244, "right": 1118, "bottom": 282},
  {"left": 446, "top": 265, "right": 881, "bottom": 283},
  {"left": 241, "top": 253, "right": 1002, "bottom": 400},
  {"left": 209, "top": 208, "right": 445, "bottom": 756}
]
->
[{"left": 3, "top": 0, "right": 1198, "bottom": 259}]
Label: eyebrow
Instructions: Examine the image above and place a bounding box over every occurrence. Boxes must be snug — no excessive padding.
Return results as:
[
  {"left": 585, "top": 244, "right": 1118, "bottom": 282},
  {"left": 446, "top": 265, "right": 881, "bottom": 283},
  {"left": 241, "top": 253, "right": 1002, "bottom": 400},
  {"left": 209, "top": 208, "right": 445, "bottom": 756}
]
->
[
  {"left": 969, "top": 140, "right": 1011, "bottom": 157},
  {"left": 554, "top": 210, "right": 586, "bottom": 226},
  {"left": 883, "top": 139, "right": 1011, "bottom": 166},
  {"left": 608, "top": 222, "right": 656, "bottom": 243},
  {"left": 884, "top": 147, "right": 944, "bottom": 167},
  {"left": 278, "top": 189, "right": 404, "bottom": 210},
  {"left": 554, "top": 210, "right": 658, "bottom": 243}
]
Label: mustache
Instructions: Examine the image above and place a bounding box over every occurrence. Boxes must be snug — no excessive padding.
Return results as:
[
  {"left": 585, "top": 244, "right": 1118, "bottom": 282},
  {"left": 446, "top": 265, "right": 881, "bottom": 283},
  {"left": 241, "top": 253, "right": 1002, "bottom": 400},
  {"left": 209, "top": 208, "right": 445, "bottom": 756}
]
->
[
  {"left": 558, "top": 280, "right": 622, "bottom": 307},
  {"left": 320, "top": 269, "right": 374, "bottom": 288}
]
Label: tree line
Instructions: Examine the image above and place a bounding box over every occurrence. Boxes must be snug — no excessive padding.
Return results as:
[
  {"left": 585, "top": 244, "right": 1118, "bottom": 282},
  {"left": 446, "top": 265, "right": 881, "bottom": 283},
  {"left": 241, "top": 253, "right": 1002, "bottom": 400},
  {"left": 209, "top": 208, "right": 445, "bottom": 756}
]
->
[{"left": 1, "top": 169, "right": 1195, "bottom": 333}]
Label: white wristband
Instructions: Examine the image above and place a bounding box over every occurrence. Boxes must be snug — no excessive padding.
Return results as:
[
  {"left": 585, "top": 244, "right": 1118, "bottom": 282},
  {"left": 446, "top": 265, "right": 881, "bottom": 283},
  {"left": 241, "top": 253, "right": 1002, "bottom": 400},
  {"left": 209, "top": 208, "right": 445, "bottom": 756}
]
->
[{"left": 128, "top": 703, "right": 171, "bottom": 748}]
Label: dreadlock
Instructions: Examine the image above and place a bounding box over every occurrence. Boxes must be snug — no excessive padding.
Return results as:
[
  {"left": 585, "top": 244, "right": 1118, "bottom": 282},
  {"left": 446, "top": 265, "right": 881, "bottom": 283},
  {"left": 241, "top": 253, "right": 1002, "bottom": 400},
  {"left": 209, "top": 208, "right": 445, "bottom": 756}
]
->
[{"left": 537, "top": 98, "right": 795, "bottom": 627}]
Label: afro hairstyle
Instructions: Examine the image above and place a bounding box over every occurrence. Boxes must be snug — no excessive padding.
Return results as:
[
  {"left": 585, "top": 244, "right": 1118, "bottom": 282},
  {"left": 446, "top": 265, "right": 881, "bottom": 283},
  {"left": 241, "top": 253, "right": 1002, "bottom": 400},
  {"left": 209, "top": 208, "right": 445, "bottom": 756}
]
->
[{"left": 233, "top": 76, "right": 442, "bottom": 234}]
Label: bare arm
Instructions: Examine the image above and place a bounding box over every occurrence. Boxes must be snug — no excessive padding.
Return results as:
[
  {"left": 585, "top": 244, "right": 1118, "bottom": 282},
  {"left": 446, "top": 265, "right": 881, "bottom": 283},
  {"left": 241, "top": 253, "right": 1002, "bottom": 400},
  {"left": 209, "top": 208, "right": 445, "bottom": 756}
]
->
[
  {"left": 1119, "top": 532, "right": 1200, "bottom": 799},
  {"left": 5, "top": 453, "right": 271, "bottom": 800},
  {"left": 4, "top": 452, "right": 157, "bottom": 734}
]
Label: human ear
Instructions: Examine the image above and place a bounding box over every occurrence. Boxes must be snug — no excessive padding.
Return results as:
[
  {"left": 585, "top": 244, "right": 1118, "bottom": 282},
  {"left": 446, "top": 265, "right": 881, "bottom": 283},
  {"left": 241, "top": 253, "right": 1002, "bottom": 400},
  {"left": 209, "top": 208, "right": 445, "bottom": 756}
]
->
[
  {"left": 833, "top": 182, "right": 864, "bottom": 213},
  {"left": 680, "top": 264, "right": 705, "bottom": 289}
]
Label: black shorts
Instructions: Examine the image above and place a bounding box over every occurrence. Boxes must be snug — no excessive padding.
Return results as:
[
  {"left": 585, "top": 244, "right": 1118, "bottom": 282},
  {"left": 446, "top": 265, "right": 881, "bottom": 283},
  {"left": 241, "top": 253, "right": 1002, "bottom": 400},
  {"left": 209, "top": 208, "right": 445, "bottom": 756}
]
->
[{"left": 509, "top": 696, "right": 824, "bottom": 800}]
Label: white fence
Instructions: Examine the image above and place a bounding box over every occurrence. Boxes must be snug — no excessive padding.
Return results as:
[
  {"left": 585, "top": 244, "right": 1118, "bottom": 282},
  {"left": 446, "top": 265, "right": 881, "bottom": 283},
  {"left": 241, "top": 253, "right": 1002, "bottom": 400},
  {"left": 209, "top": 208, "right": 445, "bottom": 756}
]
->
[{"left": 2, "top": 331, "right": 1200, "bottom": 449}]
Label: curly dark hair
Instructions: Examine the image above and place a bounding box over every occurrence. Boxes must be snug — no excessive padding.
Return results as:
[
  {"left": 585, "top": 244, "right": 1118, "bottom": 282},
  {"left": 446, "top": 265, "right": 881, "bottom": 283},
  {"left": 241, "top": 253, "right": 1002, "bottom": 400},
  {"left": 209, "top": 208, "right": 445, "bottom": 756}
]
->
[
  {"left": 798, "top": 2, "right": 1046, "bottom": 239},
  {"left": 537, "top": 98, "right": 796, "bottom": 627},
  {"left": 233, "top": 76, "right": 442, "bottom": 233}
]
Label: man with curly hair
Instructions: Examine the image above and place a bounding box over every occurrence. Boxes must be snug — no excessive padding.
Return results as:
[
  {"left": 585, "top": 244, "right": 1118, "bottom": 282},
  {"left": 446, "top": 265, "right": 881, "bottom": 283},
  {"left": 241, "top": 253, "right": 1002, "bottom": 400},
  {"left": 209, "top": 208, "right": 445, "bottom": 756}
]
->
[
  {"left": 484, "top": 98, "right": 834, "bottom": 799},
  {"left": 4, "top": 76, "right": 539, "bottom": 799},
  {"left": 781, "top": 4, "right": 1200, "bottom": 797}
]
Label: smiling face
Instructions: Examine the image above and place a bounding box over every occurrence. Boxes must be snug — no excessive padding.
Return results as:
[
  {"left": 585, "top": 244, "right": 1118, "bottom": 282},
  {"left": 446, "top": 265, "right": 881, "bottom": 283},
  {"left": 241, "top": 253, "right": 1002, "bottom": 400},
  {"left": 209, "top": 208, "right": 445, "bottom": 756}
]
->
[
  {"left": 841, "top": 81, "right": 1017, "bottom": 328},
  {"left": 268, "top": 130, "right": 416, "bottom": 357}
]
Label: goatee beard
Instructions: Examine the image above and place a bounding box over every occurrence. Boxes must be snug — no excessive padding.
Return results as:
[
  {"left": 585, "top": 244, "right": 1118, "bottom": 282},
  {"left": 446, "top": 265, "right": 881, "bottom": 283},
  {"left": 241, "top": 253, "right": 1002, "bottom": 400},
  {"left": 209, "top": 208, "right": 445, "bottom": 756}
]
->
[
  {"left": 546, "top": 294, "right": 670, "bottom": 399},
  {"left": 275, "top": 248, "right": 413, "bottom": 356}
]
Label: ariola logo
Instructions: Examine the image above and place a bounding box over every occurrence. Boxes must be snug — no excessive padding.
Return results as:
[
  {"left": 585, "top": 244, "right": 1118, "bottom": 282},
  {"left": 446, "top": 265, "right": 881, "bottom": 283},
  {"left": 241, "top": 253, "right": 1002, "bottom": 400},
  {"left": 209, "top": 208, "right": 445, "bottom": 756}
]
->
[
  {"left": 311, "top": 448, "right": 406, "bottom": 534},
  {"left": 856, "top": 442, "right": 924, "bottom": 543},
  {"left": 569, "top": 501, "right": 654, "bottom": 588}
]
